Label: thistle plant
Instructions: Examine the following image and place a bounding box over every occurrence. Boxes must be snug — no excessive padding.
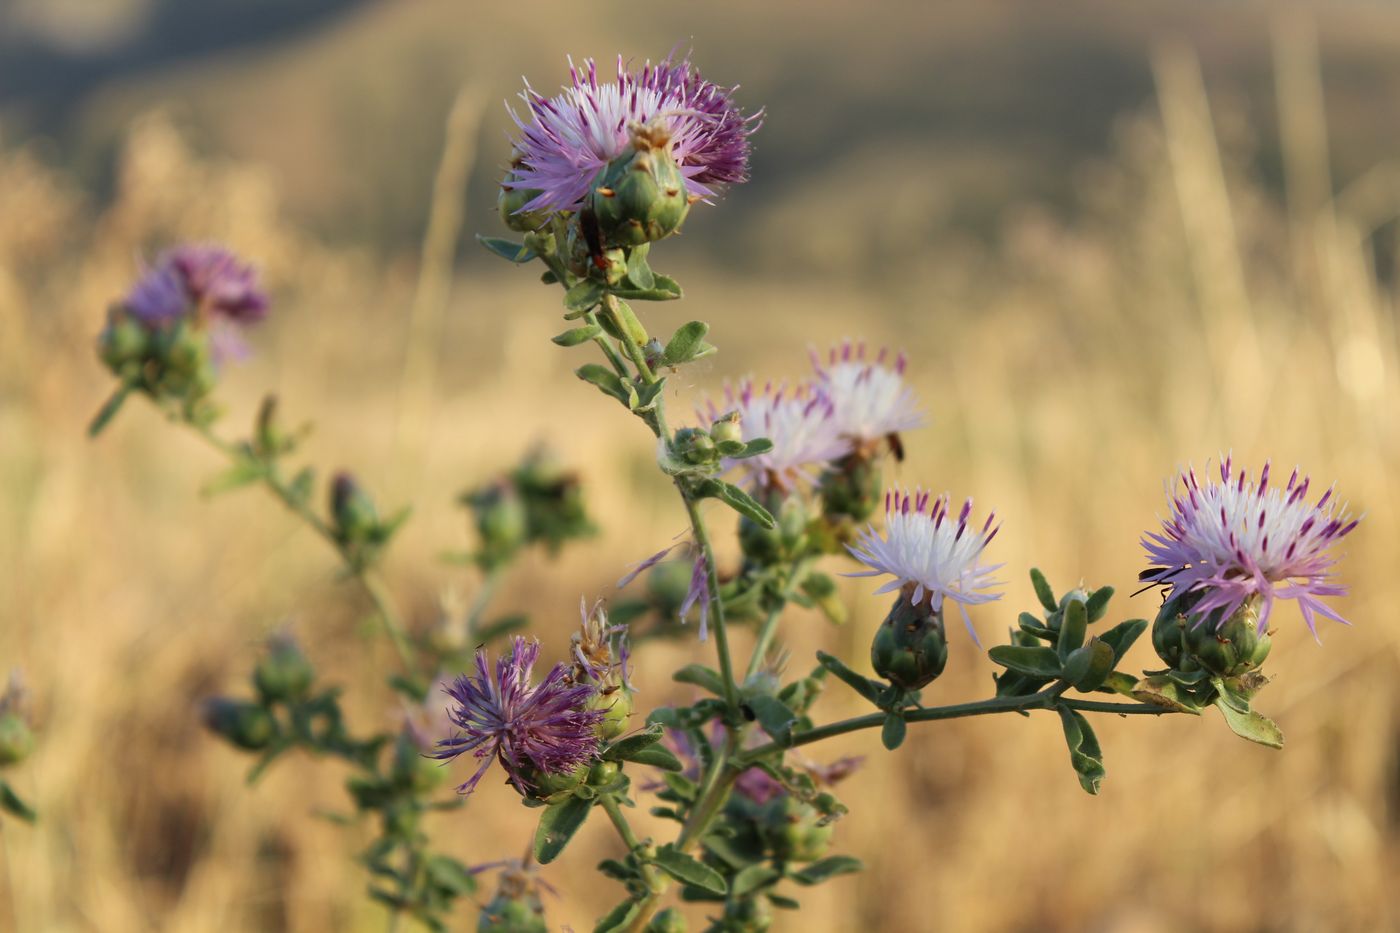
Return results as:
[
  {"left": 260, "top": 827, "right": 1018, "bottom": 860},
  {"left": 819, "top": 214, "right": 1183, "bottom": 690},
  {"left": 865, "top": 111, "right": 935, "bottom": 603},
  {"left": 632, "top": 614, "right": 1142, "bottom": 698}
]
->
[{"left": 88, "top": 52, "right": 1363, "bottom": 933}]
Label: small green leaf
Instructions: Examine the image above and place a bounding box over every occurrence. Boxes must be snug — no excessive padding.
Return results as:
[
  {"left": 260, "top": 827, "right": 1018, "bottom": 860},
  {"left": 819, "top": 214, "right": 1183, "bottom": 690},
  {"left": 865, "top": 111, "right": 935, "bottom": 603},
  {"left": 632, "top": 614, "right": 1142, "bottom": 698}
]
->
[
  {"left": 652, "top": 844, "right": 728, "bottom": 895},
  {"left": 612, "top": 274, "right": 683, "bottom": 302},
  {"left": 626, "top": 248, "right": 656, "bottom": 290},
  {"left": 201, "top": 458, "right": 265, "bottom": 496},
  {"left": 602, "top": 725, "right": 665, "bottom": 761},
  {"left": 674, "top": 664, "right": 725, "bottom": 696},
  {"left": 478, "top": 235, "right": 536, "bottom": 263},
  {"left": 1017, "top": 611, "right": 1054, "bottom": 639},
  {"left": 791, "top": 855, "right": 863, "bottom": 886},
  {"left": 286, "top": 467, "right": 315, "bottom": 507},
  {"left": 552, "top": 324, "right": 604, "bottom": 347},
  {"left": 1214, "top": 699, "right": 1284, "bottom": 749},
  {"left": 1029, "top": 568, "right": 1057, "bottom": 612},
  {"left": 1102, "top": 671, "right": 1139, "bottom": 696},
  {"left": 631, "top": 377, "right": 666, "bottom": 414},
  {"left": 1097, "top": 618, "right": 1148, "bottom": 664},
  {"left": 767, "top": 893, "right": 802, "bottom": 910},
  {"left": 576, "top": 364, "right": 631, "bottom": 405},
  {"left": 1069, "top": 639, "right": 1116, "bottom": 692},
  {"left": 626, "top": 745, "right": 685, "bottom": 771},
  {"left": 593, "top": 899, "right": 642, "bottom": 933},
  {"left": 730, "top": 438, "right": 773, "bottom": 460},
  {"left": 1085, "top": 586, "right": 1115, "bottom": 623},
  {"left": 707, "top": 481, "right": 775, "bottom": 529},
  {"left": 0, "top": 780, "right": 36, "bottom": 823},
  {"left": 881, "top": 712, "right": 907, "bottom": 750},
  {"left": 1130, "top": 674, "right": 1204, "bottom": 714},
  {"left": 662, "top": 321, "right": 710, "bottom": 366},
  {"left": 387, "top": 674, "right": 430, "bottom": 703},
  {"left": 731, "top": 864, "right": 782, "bottom": 896},
  {"left": 746, "top": 695, "right": 799, "bottom": 746},
  {"left": 1056, "top": 707, "right": 1106, "bottom": 795},
  {"left": 564, "top": 280, "right": 605, "bottom": 312},
  {"left": 533, "top": 795, "right": 593, "bottom": 864},
  {"left": 1057, "top": 599, "right": 1087, "bottom": 660},
  {"left": 424, "top": 854, "right": 477, "bottom": 896},
  {"left": 987, "top": 645, "right": 1063, "bottom": 678},
  {"left": 815, "top": 652, "right": 883, "bottom": 705}
]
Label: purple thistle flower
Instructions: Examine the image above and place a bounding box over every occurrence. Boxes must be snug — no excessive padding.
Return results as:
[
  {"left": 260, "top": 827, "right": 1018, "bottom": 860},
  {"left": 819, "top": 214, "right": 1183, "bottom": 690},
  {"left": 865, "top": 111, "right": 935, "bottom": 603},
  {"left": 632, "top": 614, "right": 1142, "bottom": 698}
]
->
[
  {"left": 810, "top": 339, "right": 925, "bottom": 444},
  {"left": 1141, "top": 456, "right": 1360, "bottom": 638},
  {"left": 433, "top": 636, "right": 602, "bottom": 795},
  {"left": 125, "top": 244, "right": 269, "bottom": 327},
  {"left": 846, "top": 487, "right": 1003, "bottom": 643},
  {"left": 700, "top": 379, "right": 852, "bottom": 491},
  {"left": 507, "top": 54, "right": 760, "bottom": 215}
]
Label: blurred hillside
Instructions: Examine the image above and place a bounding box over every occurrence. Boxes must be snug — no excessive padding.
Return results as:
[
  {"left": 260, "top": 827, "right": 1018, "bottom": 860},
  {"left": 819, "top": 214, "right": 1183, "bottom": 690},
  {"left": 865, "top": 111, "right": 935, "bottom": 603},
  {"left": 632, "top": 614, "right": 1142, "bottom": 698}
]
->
[{"left": 7, "top": 0, "right": 1400, "bottom": 273}]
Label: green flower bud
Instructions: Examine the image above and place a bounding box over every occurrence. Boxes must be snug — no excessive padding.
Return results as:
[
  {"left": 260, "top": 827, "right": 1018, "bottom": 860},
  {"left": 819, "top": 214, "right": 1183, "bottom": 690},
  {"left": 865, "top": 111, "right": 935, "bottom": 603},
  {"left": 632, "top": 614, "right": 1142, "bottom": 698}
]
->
[
  {"left": 646, "top": 907, "right": 688, "bottom": 933},
  {"left": 674, "top": 428, "right": 717, "bottom": 465},
  {"left": 820, "top": 453, "right": 882, "bottom": 524},
  {"left": 709, "top": 413, "right": 744, "bottom": 447},
  {"left": 497, "top": 170, "right": 554, "bottom": 234},
  {"left": 0, "top": 713, "right": 34, "bottom": 767},
  {"left": 588, "top": 129, "right": 691, "bottom": 247},
  {"left": 587, "top": 759, "right": 621, "bottom": 787},
  {"left": 468, "top": 482, "right": 528, "bottom": 567},
  {"left": 330, "top": 472, "right": 379, "bottom": 544},
  {"left": 477, "top": 894, "right": 548, "bottom": 933},
  {"left": 98, "top": 314, "right": 150, "bottom": 373},
  {"left": 518, "top": 761, "right": 590, "bottom": 802},
  {"left": 870, "top": 595, "right": 949, "bottom": 691},
  {"left": 759, "top": 796, "right": 833, "bottom": 864},
  {"left": 202, "top": 698, "right": 277, "bottom": 751},
  {"left": 253, "top": 635, "right": 315, "bottom": 704},
  {"left": 588, "top": 686, "right": 633, "bottom": 741},
  {"left": 1152, "top": 592, "right": 1271, "bottom": 677}
]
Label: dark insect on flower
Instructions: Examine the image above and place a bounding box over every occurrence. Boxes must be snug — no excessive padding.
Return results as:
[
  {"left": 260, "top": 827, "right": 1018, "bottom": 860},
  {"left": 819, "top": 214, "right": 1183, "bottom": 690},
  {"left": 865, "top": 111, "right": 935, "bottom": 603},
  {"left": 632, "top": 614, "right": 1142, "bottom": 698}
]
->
[{"left": 433, "top": 637, "right": 602, "bottom": 795}]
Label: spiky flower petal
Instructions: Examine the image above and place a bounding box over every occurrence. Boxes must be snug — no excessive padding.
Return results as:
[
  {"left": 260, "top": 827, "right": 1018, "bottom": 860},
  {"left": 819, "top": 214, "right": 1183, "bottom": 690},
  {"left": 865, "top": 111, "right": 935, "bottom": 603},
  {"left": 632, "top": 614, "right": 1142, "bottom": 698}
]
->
[
  {"left": 811, "top": 340, "right": 924, "bottom": 443},
  {"left": 433, "top": 637, "right": 601, "bottom": 795},
  {"left": 701, "top": 379, "right": 851, "bottom": 490},
  {"left": 846, "top": 488, "right": 1002, "bottom": 641},
  {"left": 508, "top": 54, "right": 759, "bottom": 215},
  {"left": 1141, "top": 457, "right": 1359, "bottom": 637}
]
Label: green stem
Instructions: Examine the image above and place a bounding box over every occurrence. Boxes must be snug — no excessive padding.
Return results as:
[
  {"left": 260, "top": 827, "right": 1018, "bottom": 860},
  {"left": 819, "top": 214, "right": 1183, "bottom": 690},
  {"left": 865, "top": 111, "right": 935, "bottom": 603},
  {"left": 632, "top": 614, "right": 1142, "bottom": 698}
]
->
[
  {"left": 465, "top": 564, "right": 505, "bottom": 637},
  {"left": 602, "top": 294, "right": 659, "bottom": 387},
  {"left": 600, "top": 796, "right": 668, "bottom": 896},
  {"left": 682, "top": 494, "right": 739, "bottom": 712},
  {"left": 186, "top": 419, "right": 420, "bottom": 678},
  {"left": 738, "top": 689, "right": 1179, "bottom": 763},
  {"left": 744, "top": 561, "right": 814, "bottom": 681}
]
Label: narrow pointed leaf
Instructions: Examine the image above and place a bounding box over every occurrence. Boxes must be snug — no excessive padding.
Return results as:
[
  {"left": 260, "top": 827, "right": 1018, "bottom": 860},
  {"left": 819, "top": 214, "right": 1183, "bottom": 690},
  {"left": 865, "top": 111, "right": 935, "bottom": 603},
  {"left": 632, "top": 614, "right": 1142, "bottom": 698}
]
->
[
  {"left": 652, "top": 844, "right": 728, "bottom": 895},
  {"left": 1214, "top": 700, "right": 1284, "bottom": 749},
  {"left": 987, "top": 645, "right": 1063, "bottom": 677},
  {"left": 791, "top": 855, "right": 863, "bottom": 885},
  {"left": 1029, "top": 568, "right": 1057, "bottom": 612},
  {"left": 533, "top": 795, "right": 593, "bottom": 864},
  {"left": 478, "top": 235, "right": 535, "bottom": 263},
  {"left": 552, "top": 324, "right": 604, "bottom": 347}
]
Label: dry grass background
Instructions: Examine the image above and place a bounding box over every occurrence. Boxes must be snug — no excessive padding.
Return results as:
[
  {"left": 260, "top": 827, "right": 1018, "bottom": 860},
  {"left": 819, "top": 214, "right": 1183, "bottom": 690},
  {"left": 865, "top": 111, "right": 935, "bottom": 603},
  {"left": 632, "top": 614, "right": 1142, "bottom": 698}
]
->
[{"left": 2, "top": 12, "right": 1399, "bottom": 933}]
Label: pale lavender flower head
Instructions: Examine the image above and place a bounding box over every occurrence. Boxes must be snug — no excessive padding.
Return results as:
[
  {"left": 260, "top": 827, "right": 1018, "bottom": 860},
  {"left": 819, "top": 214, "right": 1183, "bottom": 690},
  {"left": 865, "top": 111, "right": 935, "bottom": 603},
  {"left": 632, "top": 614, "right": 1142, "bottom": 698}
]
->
[
  {"left": 507, "top": 54, "right": 760, "bottom": 215},
  {"left": 846, "top": 487, "right": 1003, "bottom": 642},
  {"left": 125, "top": 244, "right": 269, "bottom": 327},
  {"left": 701, "top": 379, "right": 852, "bottom": 491},
  {"left": 810, "top": 340, "right": 924, "bottom": 446},
  {"left": 433, "top": 636, "right": 602, "bottom": 795},
  {"left": 1141, "top": 457, "right": 1360, "bottom": 637}
]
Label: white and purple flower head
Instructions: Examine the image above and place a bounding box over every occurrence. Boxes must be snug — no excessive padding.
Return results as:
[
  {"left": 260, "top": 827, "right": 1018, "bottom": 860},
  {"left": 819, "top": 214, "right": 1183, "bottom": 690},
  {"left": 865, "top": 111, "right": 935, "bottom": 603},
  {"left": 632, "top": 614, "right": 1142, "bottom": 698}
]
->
[
  {"left": 701, "top": 379, "right": 852, "bottom": 491},
  {"left": 1141, "top": 457, "right": 1360, "bottom": 638},
  {"left": 810, "top": 340, "right": 924, "bottom": 448},
  {"left": 847, "top": 487, "right": 1003, "bottom": 643},
  {"left": 433, "top": 636, "right": 602, "bottom": 795},
  {"left": 506, "top": 54, "right": 760, "bottom": 215}
]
